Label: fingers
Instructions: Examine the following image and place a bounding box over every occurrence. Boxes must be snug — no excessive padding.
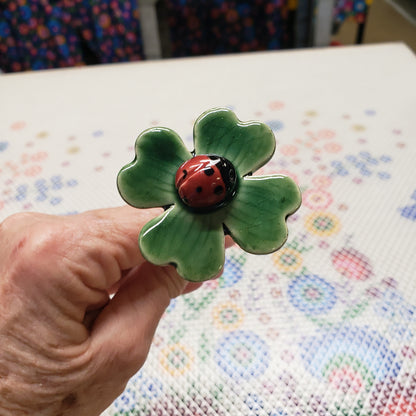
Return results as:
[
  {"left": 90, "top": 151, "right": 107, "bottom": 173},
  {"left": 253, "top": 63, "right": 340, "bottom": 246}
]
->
[
  {"left": 76, "top": 205, "right": 163, "bottom": 271},
  {"left": 83, "top": 296, "right": 110, "bottom": 329},
  {"left": 1, "top": 207, "right": 232, "bottom": 295},
  {"left": 181, "top": 281, "right": 203, "bottom": 295},
  {"left": 225, "top": 235, "right": 235, "bottom": 248},
  {"left": 72, "top": 206, "right": 232, "bottom": 292},
  {"left": 89, "top": 262, "right": 187, "bottom": 378},
  {"left": 50, "top": 206, "right": 162, "bottom": 293}
]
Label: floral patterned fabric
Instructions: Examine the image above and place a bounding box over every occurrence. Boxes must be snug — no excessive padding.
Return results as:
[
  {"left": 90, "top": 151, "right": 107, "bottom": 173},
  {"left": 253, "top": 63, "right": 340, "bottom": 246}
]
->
[
  {"left": 165, "top": 0, "right": 295, "bottom": 57},
  {"left": 333, "top": 0, "right": 372, "bottom": 24},
  {"left": 0, "top": 0, "right": 143, "bottom": 73}
]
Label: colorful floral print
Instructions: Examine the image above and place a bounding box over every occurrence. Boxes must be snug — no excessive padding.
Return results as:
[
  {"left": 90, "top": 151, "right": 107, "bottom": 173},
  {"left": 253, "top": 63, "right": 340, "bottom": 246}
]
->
[
  {"left": 165, "top": 0, "right": 294, "bottom": 57},
  {"left": 0, "top": 0, "right": 143, "bottom": 72}
]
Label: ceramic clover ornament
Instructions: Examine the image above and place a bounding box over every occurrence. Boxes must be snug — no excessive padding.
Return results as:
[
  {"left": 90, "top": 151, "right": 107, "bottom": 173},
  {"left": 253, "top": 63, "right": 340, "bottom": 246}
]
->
[{"left": 117, "top": 108, "right": 301, "bottom": 282}]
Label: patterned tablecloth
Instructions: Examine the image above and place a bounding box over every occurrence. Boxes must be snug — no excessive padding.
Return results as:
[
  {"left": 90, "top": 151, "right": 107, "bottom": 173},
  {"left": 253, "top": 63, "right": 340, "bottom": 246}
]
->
[{"left": 1, "top": 43, "right": 416, "bottom": 415}]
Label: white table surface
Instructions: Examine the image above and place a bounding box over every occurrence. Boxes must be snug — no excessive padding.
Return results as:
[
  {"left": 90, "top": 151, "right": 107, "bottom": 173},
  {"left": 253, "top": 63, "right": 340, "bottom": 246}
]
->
[{"left": 1, "top": 43, "right": 416, "bottom": 415}]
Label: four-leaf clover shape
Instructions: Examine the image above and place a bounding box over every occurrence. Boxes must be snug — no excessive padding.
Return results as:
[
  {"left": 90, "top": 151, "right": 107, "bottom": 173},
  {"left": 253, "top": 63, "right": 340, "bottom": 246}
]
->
[{"left": 117, "top": 108, "right": 301, "bottom": 282}]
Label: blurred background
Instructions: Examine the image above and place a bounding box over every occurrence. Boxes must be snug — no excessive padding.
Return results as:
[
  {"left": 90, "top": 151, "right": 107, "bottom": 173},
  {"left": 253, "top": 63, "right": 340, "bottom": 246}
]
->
[{"left": 0, "top": 0, "right": 415, "bottom": 73}]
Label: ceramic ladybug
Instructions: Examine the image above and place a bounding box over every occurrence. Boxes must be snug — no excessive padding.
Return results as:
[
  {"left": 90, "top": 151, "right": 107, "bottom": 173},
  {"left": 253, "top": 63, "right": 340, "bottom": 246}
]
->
[{"left": 175, "top": 154, "right": 237, "bottom": 210}]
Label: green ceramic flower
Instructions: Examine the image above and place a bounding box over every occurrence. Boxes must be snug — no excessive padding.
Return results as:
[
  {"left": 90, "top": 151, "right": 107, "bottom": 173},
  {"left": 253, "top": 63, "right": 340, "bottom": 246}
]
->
[{"left": 117, "top": 108, "right": 301, "bottom": 282}]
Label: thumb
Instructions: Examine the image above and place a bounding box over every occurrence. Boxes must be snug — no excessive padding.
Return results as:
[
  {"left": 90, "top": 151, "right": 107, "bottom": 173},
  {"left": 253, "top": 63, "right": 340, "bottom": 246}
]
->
[{"left": 89, "top": 262, "right": 188, "bottom": 378}]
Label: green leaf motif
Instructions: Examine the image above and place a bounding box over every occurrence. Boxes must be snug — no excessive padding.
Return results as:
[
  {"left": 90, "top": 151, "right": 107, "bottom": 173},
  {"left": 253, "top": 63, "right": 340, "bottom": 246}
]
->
[
  {"left": 194, "top": 108, "right": 276, "bottom": 176},
  {"left": 117, "top": 127, "right": 191, "bottom": 208},
  {"left": 139, "top": 205, "right": 225, "bottom": 282},
  {"left": 225, "top": 175, "right": 301, "bottom": 254},
  {"left": 118, "top": 108, "right": 302, "bottom": 282}
]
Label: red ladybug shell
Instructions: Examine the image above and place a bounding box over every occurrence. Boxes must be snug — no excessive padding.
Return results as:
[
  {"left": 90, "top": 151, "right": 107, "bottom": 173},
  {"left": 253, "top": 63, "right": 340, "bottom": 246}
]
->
[{"left": 175, "top": 155, "right": 236, "bottom": 209}]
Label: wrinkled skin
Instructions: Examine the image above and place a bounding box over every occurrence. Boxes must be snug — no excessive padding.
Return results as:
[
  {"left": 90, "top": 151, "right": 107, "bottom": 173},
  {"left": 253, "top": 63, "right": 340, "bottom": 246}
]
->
[{"left": 0, "top": 207, "right": 206, "bottom": 415}]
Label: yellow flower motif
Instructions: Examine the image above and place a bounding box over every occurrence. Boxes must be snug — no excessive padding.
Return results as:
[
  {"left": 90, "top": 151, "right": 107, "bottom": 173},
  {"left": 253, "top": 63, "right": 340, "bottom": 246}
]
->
[
  {"left": 305, "top": 211, "right": 341, "bottom": 237},
  {"left": 213, "top": 302, "right": 244, "bottom": 331},
  {"left": 352, "top": 124, "right": 366, "bottom": 132},
  {"left": 160, "top": 344, "right": 194, "bottom": 376},
  {"left": 272, "top": 247, "right": 303, "bottom": 272},
  {"left": 36, "top": 131, "right": 49, "bottom": 139}
]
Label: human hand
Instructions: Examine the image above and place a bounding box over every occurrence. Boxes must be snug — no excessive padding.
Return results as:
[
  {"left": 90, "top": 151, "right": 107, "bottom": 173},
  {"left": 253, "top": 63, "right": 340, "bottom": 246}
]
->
[{"left": 0, "top": 206, "right": 205, "bottom": 416}]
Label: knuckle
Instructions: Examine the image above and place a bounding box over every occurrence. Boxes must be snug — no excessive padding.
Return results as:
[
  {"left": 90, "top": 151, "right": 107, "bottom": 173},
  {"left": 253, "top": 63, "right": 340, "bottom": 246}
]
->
[
  {"left": 18, "top": 226, "right": 62, "bottom": 263},
  {"left": 2, "top": 215, "right": 69, "bottom": 278},
  {"left": 30, "top": 225, "right": 64, "bottom": 256},
  {"left": 0, "top": 212, "right": 33, "bottom": 234},
  {"left": 1, "top": 212, "right": 63, "bottom": 256}
]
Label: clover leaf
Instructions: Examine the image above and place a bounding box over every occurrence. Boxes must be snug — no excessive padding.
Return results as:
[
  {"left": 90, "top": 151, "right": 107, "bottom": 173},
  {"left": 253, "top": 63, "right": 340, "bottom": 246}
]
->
[{"left": 118, "top": 108, "right": 301, "bottom": 282}]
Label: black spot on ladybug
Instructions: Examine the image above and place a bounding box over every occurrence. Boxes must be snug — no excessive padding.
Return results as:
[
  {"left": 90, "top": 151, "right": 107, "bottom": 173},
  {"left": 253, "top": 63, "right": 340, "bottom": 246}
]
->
[
  {"left": 175, "top": 154, "right": 238, "bottom": 212},
  {"left": 214, "top": 185, "right": 224, "bottom": 195}
]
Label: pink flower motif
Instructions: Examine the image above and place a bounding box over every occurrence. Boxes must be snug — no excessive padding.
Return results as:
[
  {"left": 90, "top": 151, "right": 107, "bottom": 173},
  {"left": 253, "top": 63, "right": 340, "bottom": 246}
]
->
[
  {"left": 24, "top": 165, "right": 42, "bottom": 177},
  {"left": 317, "top": 129, "right": 336, "bottom": 140},
  {"left": 10, "top": 121, "right": 26, "bottom": 130},
  {"left": 324, "top": 142, "right": 343, "bottom": 153},
  {"left": 280, "top": 144, "right": 298, "bottom": 156},
  {"left": 269, "top": 100, "right": 284, "bottom": 110},
  {"left": 329, "top": 365, "right": 364, "bottom": 394},
  {"left": 303, "top": 188, "right": 333, "bottom": 210},
  {"left": 331, "top": 248, "right": 373, "bottom": 281},
  {"left": 312, "top": 175, "right": 332, "bottom": 188}
]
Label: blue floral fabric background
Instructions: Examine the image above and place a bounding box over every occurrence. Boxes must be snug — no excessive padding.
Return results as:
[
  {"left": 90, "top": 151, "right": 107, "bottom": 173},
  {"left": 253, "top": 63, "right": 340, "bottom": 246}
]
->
[
  {"left": 333, "top": 0, "right": 372, "bottom": 25},
  {"left": 0, "top": 0, "right": 374, "bottom": 72},
  {"left": 0, "top": 0, "right": 143, "bottom": 72},
  {"left": 0, "top": 0, "right": 300, "bottom": 71},
  {"left": 0, "top": 44, "right": 415, "bottom": 415},
  {"left": 165, "top": 0, "right": 296, "bottom": 56}
]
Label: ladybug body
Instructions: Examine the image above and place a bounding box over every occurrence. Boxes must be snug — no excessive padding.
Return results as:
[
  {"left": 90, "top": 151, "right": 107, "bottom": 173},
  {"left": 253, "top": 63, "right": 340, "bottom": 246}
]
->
[{"left": 175, "top": 155, "right": 237, "bottom": 210}]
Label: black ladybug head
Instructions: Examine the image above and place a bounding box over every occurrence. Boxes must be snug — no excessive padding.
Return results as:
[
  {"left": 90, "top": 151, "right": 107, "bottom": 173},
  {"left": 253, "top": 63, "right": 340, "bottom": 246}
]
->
[{"left": 208, "top": 155, "right": 237, "bottom": 195}]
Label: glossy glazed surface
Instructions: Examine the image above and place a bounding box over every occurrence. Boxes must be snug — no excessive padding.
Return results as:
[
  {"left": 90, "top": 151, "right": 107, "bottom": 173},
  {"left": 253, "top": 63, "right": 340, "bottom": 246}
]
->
[
  {"left": 117, "top": 108, "right": 301, "bottom": 281},
  {"left": 175, "top": 155, "right": 237, "bottom": 210}
]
